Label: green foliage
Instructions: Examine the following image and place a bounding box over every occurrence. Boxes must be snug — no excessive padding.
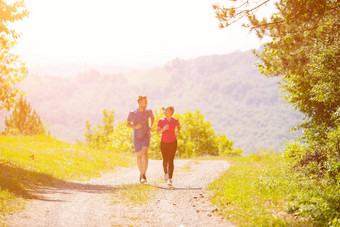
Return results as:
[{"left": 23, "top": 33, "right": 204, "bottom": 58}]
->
[
  {"left": 217, "top": 134, "right": 242, "bottom": 156},
  {"left": 147, "top": 109, "right": 163, "bottom": 159},
  {"left": 84, "top": 109, "right": 115, "bottom": 148},
  {"left": 215, "top": 0, "right": 340, "bottom": 142},
  {"left": 110, "top": 120, "right": 133, "bottom": 154},
  {"left": 208, "top": 152, "right": 308, "bottom": 226},
  {"left": 176, "top": 110, "right": 218, "bottom": 157},
  {"left": 174, "top": 110, "right": 239, "bottom": 158},
  {"left": 4, "top": 96, "right": 46, "bottom": 136},
  {"left": 215, "top": 0, "right": 340, "bottom": 224},
  {"left": 283, "top": 127, "right": 340, "bottom": 226},
  {"left": 85, "top": 108, "right": 242, "bottom": 158},
  {"left": 0, "top": 0, "right": 29, "bottom": 111},
  {"left": 287, "top": 176, "right": 340, "bottom": 227}
]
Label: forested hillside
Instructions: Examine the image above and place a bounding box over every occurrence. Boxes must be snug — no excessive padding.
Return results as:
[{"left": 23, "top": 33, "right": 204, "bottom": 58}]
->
[{"left": 14, "top": 50, "right": 303, "bottom": 154}]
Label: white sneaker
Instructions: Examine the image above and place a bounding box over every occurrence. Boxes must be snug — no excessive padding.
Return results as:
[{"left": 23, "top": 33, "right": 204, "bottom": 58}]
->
[
  {"left": 164, "top": 173, "right": 169, "bottom": 182},
  {"left": 140, "top": 174, "right": 147, "bottom": 184},
  {"left": 167, "top": 178, "right": 172, "bottom": 186}
]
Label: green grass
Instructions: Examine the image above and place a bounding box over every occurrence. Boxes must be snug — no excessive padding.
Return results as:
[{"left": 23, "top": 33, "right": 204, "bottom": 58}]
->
[
  {"left": 178, "top": 162, "right": 193, "bottom": 173},
  {"left": 207, "top": 151, "right": 311, "bottom": 227},
  {"left": 0, "top": 135, "right": 134, "bottom": 217},
  {"left": 112, "top": 184, "right": 157, "bottom": 205}
]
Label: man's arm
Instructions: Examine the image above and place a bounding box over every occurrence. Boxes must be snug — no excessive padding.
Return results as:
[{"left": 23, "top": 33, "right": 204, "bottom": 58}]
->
[
  {"left": 149, "top": 112, "right": 155, "bottom": 132},
  {"left": 127, "top": 121, "right": 141, "bottom": 129},
  {"left": 126, "top": 121, "right": 134, "bottom": 129},
  {"left": 150, "top": 113, "right": 155, "bottom": 127}
]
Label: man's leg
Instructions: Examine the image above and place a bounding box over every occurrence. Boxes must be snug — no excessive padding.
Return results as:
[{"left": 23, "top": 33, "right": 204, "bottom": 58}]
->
[
  {"left": 141, "top": 146, "right": 148, "bottom": 175},
  {"left": 134, "top": 138, "right": 143, "bottom": 178},
  {"left": 136, "top": 150, "right": 143, "bottom": 175}
]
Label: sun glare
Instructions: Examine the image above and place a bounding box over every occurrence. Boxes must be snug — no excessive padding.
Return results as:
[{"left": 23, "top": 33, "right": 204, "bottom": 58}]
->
[{"left": 12, "top": 0, "right": 262, "bottom": 68}]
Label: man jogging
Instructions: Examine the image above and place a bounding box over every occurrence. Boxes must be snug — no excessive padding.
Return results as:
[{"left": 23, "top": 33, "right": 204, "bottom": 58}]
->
[{"left": 126, "top": 96, "right": 154, "bottom": 183}]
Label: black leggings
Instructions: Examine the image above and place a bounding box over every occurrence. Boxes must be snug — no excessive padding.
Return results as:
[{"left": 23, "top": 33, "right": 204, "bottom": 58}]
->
[{"left": 160, "top": 140, "right": 177, "bottom": 179}]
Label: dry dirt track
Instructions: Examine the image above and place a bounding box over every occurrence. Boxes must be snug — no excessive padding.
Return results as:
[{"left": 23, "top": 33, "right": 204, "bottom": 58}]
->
[{"left": 4, "top": 159, "right": 234, "bottom": 227}]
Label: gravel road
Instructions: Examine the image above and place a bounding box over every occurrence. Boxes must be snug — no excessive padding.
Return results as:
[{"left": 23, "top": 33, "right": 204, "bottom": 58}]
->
[{"left": 4, "top": 159, "right": 234, "bottom": 227}]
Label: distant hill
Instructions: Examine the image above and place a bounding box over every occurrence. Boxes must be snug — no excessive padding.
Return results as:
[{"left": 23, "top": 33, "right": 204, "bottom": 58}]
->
[{"left": 15, "top": 50, "right": 303, "bottom": 154}]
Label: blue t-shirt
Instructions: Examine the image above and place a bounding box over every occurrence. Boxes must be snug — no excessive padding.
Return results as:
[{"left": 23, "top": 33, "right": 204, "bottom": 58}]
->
[{"left": 127, "top": 108, "right": 153, "bottom": 140}]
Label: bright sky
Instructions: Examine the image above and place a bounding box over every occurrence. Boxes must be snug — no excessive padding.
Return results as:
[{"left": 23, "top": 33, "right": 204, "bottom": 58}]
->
[{"left": 12, "top": 0, "right": 266, "bottom": 68}]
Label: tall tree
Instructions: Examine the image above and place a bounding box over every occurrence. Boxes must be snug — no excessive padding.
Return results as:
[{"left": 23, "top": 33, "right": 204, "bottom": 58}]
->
[
  {"left": 214, "top": 0, "right": 339, "bottom": 143},
  {"left": 1, "top": 0, "right": 29, "bottom": 111},
  {"left": 214, "top": 1, "right": 340, "bottom": 223}
]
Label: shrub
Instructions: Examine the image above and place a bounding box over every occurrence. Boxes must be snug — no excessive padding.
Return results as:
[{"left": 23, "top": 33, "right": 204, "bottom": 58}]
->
[
  {"left": 283, "top": 124, "right": 340, "bottom": 225},
  {"left": 84, "top": 109, "right": 242, "bottom": 158}
]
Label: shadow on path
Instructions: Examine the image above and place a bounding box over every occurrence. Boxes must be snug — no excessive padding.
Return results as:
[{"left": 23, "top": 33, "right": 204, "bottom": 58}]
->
[
  {"left": 0, "top": 162, "right": 65, "bottom": 199},
  {"left": 153, "top": 185, "right": 202, "bottom": 191},
  {"left": 1, "top": 161, "right": 204, "bottom": 204},
  {"left": 0, "top": 162, "right": 119, "bottom": 201}
]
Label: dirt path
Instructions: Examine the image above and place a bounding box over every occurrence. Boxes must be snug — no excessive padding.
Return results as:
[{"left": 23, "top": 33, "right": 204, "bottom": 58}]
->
[{"left": 4, "top": 159, "right": 234, "bottom": 227}]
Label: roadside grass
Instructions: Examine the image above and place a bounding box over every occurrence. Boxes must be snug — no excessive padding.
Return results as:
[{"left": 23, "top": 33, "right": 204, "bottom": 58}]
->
[
  {"left": 207, "top": 151, "right": 311, "bottom": 227},
  {"left": 192, "top": 155, "right": 225, "bottom": 160},
  {"left": 177, "top": 161, "right": 193, "bottom": 173},
  {"left": 0, "top": 135, "right": 134, "bottom": 217},
  {"left": 112, "top": 184, "right": 158, "bottom": 205}
]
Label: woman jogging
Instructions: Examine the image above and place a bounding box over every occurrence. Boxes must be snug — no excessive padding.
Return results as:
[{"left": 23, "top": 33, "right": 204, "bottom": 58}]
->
[{"left": 157, "top": 106, "right": 180, "bottom": 186}]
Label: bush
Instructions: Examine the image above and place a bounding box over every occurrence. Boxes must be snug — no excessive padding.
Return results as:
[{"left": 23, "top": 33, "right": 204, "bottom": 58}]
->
[
  {"left": 283, "top": 124, "right": 340, "bottom": 226},
  {"left": 84, "top": 109, "right": 115, "bottom": 149},
  {"left": 84, "top": 109, "right": 242, "bottom": 158},
  {"left": 287, "top": 175, "right": 340, "bottom": 226}
]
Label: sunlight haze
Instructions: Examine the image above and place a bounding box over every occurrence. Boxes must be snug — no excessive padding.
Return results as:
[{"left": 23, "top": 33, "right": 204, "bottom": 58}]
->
[{"left": 12, "top": 0, "right": 264, "bottom": 69}]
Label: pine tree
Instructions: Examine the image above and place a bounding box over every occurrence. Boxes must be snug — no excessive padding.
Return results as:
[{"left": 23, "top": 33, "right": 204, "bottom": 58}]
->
[{"left": 4, "top": 96, "right": 46, "bottom": 135}]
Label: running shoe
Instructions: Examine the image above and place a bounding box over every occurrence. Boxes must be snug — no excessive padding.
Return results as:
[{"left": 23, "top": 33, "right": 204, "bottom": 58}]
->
[
  {"left": 167, "top": 178, "right": 172, "bottom": 186},
  {"left": 164, "top": 173, "right": 169, "bottom": 182},
  {"left": 141, "top": 174, "right": 147, "bottom": 184}
]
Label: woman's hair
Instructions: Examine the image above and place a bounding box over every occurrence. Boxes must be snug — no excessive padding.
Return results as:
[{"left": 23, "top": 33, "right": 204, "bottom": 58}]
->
[
  {"left": 137, "top": 96, "right": 147, "bottom": 102},
  {"left": 162, "top": 105, "right": 175, "bottom": 114}
]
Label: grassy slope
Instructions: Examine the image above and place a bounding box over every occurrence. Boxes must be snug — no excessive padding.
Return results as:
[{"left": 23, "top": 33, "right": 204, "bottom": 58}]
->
[
  {"left": 1, "top": 135, "right": 319, "bottom": 226},
  {"left": 208, "top": 152, "right": 312, "bottom": 226},
  {"left": 0, "top": 135, "right": 134, "bottom": 217}
]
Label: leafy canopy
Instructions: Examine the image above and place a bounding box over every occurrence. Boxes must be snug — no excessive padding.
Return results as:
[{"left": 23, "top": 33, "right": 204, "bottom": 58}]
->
[
  {"left": 214, "top": 0, "right": 340, "bottom": 224},
  {"left": 0, "top": 0, "right": 29, "bottom": 111},
  {"left": 214, "top": 0, "right": 340, "bottom": 138}
]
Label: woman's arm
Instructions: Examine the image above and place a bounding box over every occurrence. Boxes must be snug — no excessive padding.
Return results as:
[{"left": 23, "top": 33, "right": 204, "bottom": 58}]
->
[
  {"left": 175, "top": 125, "right": 181, "bottom": 135},
  {"left": 157, "top": 125, "right": 169, "bottom": 135},
  {"left": 157, "top": 127, "right": 163, "bottom": 135}
]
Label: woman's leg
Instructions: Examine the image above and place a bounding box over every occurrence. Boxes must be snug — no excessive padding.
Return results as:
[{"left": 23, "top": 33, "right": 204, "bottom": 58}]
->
[
  {"left": 168, "top": 140, "right": 177, "bottom": 179},
  {"left": 160, "top": 142, "right": 169, "bottom": 174}
]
